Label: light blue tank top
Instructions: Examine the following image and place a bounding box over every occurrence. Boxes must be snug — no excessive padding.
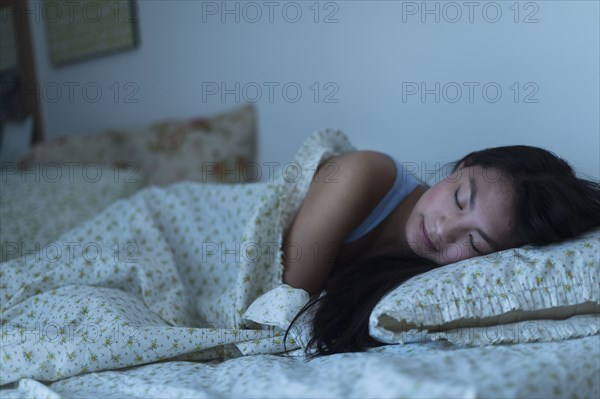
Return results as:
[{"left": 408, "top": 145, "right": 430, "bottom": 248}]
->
[{"left": 343, "top": 157, "right": 421, "bottom": 244}]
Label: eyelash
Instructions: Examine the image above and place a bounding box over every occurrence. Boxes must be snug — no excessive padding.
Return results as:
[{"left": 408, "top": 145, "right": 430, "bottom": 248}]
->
[
  {"left": 455, "top": 188, "right": 482, "bottom": 254},
  {"left": 454, "top": 188, "right": 462, "bottom": 210}
]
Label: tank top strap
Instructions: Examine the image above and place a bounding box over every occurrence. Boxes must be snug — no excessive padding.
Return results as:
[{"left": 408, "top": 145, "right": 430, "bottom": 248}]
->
[{"left": 343, "top": 157, "right": 421, "bottom": 244}]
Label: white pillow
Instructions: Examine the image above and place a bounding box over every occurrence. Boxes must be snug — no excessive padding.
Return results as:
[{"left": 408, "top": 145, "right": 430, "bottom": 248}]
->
[
  {"left": 369, "top": 227, "right": 600, "bottom": 346},
  {"left": 0, "top": 116, "right": 33, "bottom": 163}
]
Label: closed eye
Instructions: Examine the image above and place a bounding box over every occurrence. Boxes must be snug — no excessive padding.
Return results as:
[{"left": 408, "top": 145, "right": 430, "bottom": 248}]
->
[
  {"left": 454, "top": 188, "right": 462, "bottom": 210},
  {"left": 470, "top": 234, "right": 484, "bottom": 255},
  {"left": 456, "top": 188, "right": 484, "bottom": 255}
]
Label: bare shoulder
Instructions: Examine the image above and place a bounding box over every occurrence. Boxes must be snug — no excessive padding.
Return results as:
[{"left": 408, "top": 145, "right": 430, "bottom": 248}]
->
[
  {"left": 307, "top": 150, "right": 398, "bottom": 220},
  {"left": 315, "top": 150, "right": 397, "bottom": 189},
  {"left": 282, "top": 150, "right": 398, "bottom": 294}
]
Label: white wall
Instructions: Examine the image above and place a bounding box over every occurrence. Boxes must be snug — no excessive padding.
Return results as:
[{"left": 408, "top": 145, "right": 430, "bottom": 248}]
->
[{"left": 27, "top": 0, "right": 599, "bottom": 180}]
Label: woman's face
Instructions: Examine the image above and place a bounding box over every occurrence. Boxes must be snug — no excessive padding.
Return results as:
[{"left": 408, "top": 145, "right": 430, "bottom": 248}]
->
[{"left": 405, "top": 164, "right": 518, "bottom": 265}]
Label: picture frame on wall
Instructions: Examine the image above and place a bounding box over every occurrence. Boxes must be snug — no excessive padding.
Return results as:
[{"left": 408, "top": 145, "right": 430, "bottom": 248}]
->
[{"left": 44, "top": 0, "right": 139, "bottom": 66}]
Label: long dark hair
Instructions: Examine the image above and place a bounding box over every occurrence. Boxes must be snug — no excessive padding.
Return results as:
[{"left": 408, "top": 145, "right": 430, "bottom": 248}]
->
[{"left": 283, "top": 145, "right": 600, "bottom": 359}]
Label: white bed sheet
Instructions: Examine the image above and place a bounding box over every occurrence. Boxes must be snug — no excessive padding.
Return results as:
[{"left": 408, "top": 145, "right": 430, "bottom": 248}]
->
[
  {"left": 3, "top": 334, "right": 598, "bottom": 399},
  {"left": 2, "top": 131, "right": 598, "bottom": 398}
]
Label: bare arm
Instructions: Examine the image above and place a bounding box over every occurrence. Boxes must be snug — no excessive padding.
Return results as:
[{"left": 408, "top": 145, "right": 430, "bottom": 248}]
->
[{"left": 281, "top": 151, "right": 396, "bottom": 296}]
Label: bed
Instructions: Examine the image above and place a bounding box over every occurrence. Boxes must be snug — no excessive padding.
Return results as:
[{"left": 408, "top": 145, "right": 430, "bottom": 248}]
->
[{"left": 1, "top": 105, "right": 598, "bottom": 398}]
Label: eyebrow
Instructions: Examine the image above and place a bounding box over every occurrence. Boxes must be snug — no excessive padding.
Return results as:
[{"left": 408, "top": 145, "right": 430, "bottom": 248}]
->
[{"left": 469, "top": 176, "right": 501, "bottom": 251}]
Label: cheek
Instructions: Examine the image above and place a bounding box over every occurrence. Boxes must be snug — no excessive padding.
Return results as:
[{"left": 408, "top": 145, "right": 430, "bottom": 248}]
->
[
  {"left": 437, "top": 244, "right": 472, "bottom": 265},
  {"left": 417, "top": 185, "right": 445, "bottom": 212},
  {"left": 405, "top": 210, "right": 419, "bottom": 246}
]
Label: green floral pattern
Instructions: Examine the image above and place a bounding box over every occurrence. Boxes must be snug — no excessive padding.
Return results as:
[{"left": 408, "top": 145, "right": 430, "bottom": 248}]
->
[
  {"left": 371, "top": 228, "right": 600, "bottom": 346},
  {"left": 2, "top": 335, "right": 598, "bottom": 398},
  {"left": 1, "top": 165, "right": 146, "bottom": 263},
  {"left": 0, "top": 129, "right": 355, "bottom": 384},
  {"left": 2, "top": 129, "right": 598, "bottom": 398}
]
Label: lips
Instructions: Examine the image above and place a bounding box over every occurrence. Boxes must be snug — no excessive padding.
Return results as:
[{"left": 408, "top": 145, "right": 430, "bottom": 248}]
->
[{"left": 420, "top": 219, "right": 436, "bottom": 251}]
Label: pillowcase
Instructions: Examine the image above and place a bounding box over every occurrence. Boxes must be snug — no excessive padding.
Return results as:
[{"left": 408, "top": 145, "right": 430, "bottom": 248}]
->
[
  {"left": 369, "top": 227, "right": 600, "bottom": 346},
  {"left": 125, "top": 104, "right": 256, "bottom": 186},
  {"left": 17, "top": 127, "right": 131, "bottom": 168},
  {"left": 18, "top": 104, "right": 257, "bottom": 186}
]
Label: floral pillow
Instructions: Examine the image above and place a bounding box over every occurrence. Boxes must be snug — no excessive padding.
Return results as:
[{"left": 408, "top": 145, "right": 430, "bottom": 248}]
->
[
  {"left": 369, "top": 227, "right": 600, "bottom": 346},
  {"left": 19, "top": 104, "right": 257, "bottom": 186},
  {"left": 125, "top": 104, "right": 256, "bottom": 185},
  {"left": 18, "top": 129, "right": 130, "bottom": 168}
]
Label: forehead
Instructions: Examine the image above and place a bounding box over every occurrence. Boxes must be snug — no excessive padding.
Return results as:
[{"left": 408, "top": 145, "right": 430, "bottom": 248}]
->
[
  {"left": 451, "top": 165, "right": 510, "bottom": 189},
  {"left": 451, "top": 164, "right": 507, "bottom": 183}
]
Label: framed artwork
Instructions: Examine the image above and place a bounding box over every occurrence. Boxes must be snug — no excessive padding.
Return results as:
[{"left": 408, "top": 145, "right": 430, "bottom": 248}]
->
[{"left": 44, "top": 0, "right": 139, "bottom": 66}]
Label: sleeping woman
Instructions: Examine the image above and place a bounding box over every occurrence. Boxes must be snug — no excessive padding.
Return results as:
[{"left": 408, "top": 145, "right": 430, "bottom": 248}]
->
[{"left": 281, "top": 145, "right": 600, "bottom": 358}]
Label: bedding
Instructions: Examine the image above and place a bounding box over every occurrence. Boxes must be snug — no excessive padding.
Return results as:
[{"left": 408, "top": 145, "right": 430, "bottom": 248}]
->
[
  {"left": 1, "top": 164, "right": 145, "bottom": 263},
  {"left": 0, "top": 129, "right": 353, "bottom": 384},
  {"left": 1, "top": 128, "right": 599, "bottom": 398},
  {"left": 18, "top": 104, "right": 257, "bottom": 186},
  {"left": 2, "top": 104, "right": 257, "bottom": 262},
  {"left": 370, "top": 228, "right": 600, "bottom": 345},
  {"left": 3, "top": 335, "right": 599, "bottom": 399}
]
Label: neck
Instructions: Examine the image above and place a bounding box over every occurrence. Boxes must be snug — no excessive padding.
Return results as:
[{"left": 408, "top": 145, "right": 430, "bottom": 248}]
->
[{"left": 375, "top": 185, "right": 427, "bottom": 258}]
